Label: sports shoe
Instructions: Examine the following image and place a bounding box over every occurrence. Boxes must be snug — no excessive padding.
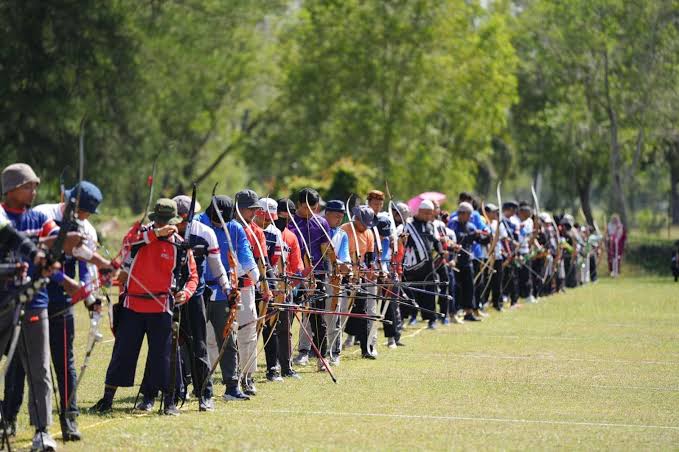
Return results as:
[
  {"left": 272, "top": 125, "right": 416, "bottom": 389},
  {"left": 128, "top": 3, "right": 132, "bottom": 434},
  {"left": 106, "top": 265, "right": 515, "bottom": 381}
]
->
[
  {"left": 493, "top": 304, "right": 504, "bottom": 312},
  {"left": 222, "top": 386, "right": 250, "bottom": 401},
  {"left": 282, "top": 369, "right": 302, "bottom": 379},
  {"left": 31, "top": 429, "right": 57, "bottom": 451},
  {"left": 163, "top": 403, "right": 180, "bottom": 416},
  {"left": 199, "top": 397, "right": 214, "bottom": 412},
  {"left": 526, "top": 295, "right": 537, "bottom": 304},
  {"left": 266, "top": 369, "right": 283, "bottom": 382},
  {"left": 317, "top": 359, "right": 328, "bottom": 372},
  {"left": 475, "top": 309, "right": 489, "bottom": 318},
  {"left": 395, "top": 340, "right": 406, "bottom": 347},
  {"left": 60, "top": 413, "right": 81, "bottom": 441},
  {"left": 427, "top": 320, "right": 437, "bottom": 330},
  {"left": 293, "top": 352, "right": 309, "bottom": 366},
  {"left": 135, "top": 397, "right": 154, "bottom": 412},
  {"left": 387, "top": 337, "right": 397, "bottom": 349},
  {"left": 443, "top": 317, "right": 450, "bottom": 325},
  {"left": 243, "top": 377, "right": 257, "bottom": 396},
  {"left": 408, "top": 317, "right": 417, "bottom": 326},
  {"left": 452, "top": 314, "right": 465, "bottom": 324},
  {"left": 329, "top": 355, "right": 341, "bottom": 366},
  {"left": 90, "top": 398, "right": 113, "bottom": 414},
  {"left": 361, "top": 352, "right": 377, "bottom": 360},
  {"left": 464, "top": 313, "right": 482, "bottom": 322}
]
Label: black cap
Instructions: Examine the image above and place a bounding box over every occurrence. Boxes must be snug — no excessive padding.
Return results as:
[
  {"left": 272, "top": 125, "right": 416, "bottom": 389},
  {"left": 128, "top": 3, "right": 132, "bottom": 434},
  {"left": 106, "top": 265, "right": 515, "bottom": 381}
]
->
[
  {"left": 276, "top": 197, "right": 295, "bottom": 214},
  {"left": 518, "top": 201, "right": 532, "bottom": 213},
  {"left": 235, "top": 189, "right": 260, "bottom": 209},
  {"left": 325, "top": 200, "right": 345, "bottom": 213},
  {"left": 502, "top": 201, "right": 518, "bottom": 210},
  {"left": 206, "top": 195, "right": 234, "bottom": 222}
]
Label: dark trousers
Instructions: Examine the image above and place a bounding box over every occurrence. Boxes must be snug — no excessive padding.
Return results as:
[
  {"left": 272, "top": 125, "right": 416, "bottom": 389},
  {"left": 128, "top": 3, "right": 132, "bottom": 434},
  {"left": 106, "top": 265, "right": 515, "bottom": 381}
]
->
[
  {"left": 179, "top": 294, "right": 210, "bottom": 399},
  {"left": 105, "top": 307, "right": 171, "bottom": 396},
  {"left": 382, "top": 288, "right": 402, "bottom": 340},
  {"left": 564, "top": 254, "right": 578, "bottom": 288},
  {"left": 454, "top": 264, "right": 475, "bottom": 310},
  {"left": 490, "top": 260, "right": 504, "bottom": 308},
  {"left": 503, "top": 264, "right": 519, "bottom": 304},
  {"left": 263, "top": 306, "right": 292, "bottom": 372},
  {"left": 299, "top": 281, "right": 327, "bottom": 357},
  {"left": 48, "top": 305, "right": 77, "bottom": 414},
  {"left": 436, "top": 264, "right": 450, "bottom": 316},
  {"left": 589, "top": 254, "right": 598, "bottom": 282},
  {"left": 518, "top": 260, "right": 533, "bottom": 299},
  {"left": 531, "top": 259, "right": 545, "bottom": 298},
  {"left": 404, "top": 266, "right": 437, "bottom": 321},
  {"left": 473, "top": 260, "right": 486, "bottom": 308},
  {"left": 2, "top": 353, "right": 24, "bottom": 421},
  {"left": 346, "top": 295, "right": 369, "bottom": 354}
]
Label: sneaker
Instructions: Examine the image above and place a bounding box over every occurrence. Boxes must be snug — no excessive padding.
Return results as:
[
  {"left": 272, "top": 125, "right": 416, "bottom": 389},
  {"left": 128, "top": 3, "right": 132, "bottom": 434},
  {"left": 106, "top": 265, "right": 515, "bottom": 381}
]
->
[
  {"left": 266, "top": 369, "right": 283, "bottom": 382},
  {"left": 135, "top": 397, "right": 154, "bottom": 412},
  {"left": 361, "top": 352, "right": 377, "bottom": 360},
  {"left": 90, "top": 398, "right": 112, "bottom": 414},
  {"left": 502, "top": 295, "right": 508, "bottom": 303},
  {"left": 31, "top": 429, "right": 57, "bottom": 451},
  {"left": 293, "top": 352, "right": 309, "bottom": 366},
  {"left": 342, "top": 336, "right": 355, "bottom": 348},
  {"left": 222, "top": 386, "right": 250, "bottom": 401},
  {"left": 199, "top": 397, "right": 214, "bottom": 412},
  {"left": 464, "top": 313, "right": 482, "bottom": 322},
  {"left": 475, "top": 309, "right": 489, "bottom": 318},
  {"left": 443, "top": 317, "right": 450, "bottom": 325},
  {"left": 163, "top": 403, "right": 180, "bottom": 416},
  {"left": 329, "top": 355, "right": 341, "bottom": 366},
  {"left": 387, "top": 338, "right": 397, "bottom": 349},
  {"left": 452, "top": 314, "right": 465, "bottom": 324},
  {"left": 427, "top": 320, "right": 437, "bottom": 330},
  {"left": 395, "top": 340, "right": 406, "bottom": 347},
  {"left": 493, "top": 304, "right": 504, "bottom": 312},
  {"left": 408, "top": 317, "right": 417, "bottom": 326},
  {"left": 60, "top": 413, "right": 81, "bottom": 441},
  {"left": 526, "top": 295, "right": 537, "bottom": 304},
  {"left": 281, "top": 369, "right": 302, "bottom": 380},
  {"left": 243, "top": 378, "right": 257, "bottom": 396}
]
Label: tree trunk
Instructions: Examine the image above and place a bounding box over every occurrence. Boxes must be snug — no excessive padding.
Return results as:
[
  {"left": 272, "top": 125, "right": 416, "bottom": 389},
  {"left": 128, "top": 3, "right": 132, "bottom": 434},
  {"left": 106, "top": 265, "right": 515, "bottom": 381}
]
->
[
  {"left": 667, "top": 139, "right": 679, "bottom": 225},
  {"left": 576, "top": 168, "right": 594, "bottom": 227}
]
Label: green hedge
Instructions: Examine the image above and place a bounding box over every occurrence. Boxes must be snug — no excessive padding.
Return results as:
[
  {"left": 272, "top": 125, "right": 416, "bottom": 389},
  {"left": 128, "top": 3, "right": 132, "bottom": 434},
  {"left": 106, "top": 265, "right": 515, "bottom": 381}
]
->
[{"left": 625, "top": 237, "right": 675, "bottom": 275}]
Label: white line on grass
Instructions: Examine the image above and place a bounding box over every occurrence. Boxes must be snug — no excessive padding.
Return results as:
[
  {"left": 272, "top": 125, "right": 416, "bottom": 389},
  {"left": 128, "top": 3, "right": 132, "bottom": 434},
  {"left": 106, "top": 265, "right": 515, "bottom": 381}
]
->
[{"left": 236, "top": 408, "right": 679, "bottom": 431}]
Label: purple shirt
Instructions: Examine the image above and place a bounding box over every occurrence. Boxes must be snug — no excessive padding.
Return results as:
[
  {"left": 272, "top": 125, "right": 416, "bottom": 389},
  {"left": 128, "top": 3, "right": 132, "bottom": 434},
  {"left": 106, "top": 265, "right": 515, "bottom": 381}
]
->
[{"left": 288, "top": 214, "right": 331, "bottom": 272}]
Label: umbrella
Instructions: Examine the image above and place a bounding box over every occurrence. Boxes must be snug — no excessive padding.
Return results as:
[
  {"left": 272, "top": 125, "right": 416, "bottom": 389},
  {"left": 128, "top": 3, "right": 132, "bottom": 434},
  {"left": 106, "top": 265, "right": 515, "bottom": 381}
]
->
[{"left": 407, "top": 192, "right": 446, "bottom": 212}]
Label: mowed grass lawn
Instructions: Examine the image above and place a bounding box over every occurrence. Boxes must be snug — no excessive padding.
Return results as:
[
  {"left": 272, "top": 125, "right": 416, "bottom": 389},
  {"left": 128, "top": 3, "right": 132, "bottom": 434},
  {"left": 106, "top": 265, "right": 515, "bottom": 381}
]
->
[{"left": 9, "top": 275, "right": 679, "bottom": 450}]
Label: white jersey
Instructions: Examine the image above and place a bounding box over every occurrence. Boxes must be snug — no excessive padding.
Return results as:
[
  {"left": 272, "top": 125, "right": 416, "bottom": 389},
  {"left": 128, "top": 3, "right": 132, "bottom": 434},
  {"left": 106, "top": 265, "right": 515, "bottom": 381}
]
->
[{"left": 490, "top": 219, "right": 508, "bottom": 259}]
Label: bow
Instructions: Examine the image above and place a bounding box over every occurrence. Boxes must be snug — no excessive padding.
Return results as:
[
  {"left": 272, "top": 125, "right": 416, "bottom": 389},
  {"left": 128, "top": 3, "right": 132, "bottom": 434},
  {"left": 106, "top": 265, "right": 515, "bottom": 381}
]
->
[{"left": 167, "top": 183, "right": 197, "bottom": 407}]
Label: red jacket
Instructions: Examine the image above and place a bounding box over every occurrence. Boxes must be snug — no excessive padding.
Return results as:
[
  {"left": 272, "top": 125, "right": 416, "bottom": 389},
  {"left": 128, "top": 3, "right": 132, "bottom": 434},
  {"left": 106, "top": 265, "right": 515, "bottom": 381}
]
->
[{"left": 123, "top": 225, "right": 198, "bottom": 314}]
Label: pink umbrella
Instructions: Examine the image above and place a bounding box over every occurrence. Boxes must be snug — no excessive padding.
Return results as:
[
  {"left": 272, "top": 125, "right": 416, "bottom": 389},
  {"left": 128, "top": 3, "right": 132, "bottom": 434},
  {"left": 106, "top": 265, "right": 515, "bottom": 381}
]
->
[{"left": 407, "top": 192, "right": 446, "bottom": 213}]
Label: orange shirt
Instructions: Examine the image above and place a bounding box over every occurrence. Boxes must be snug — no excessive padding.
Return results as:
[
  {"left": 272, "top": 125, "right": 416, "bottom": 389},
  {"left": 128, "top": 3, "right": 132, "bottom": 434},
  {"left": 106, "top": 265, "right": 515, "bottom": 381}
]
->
[{"left": 341, "top": 222, "right": 374, "bottom": 264}]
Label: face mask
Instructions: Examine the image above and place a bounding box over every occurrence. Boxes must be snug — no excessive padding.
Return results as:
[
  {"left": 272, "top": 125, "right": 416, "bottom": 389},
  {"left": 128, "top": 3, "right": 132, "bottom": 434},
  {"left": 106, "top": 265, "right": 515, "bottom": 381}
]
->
[{"left": 274, "top": 217, "right": 289, "bottom": 231}]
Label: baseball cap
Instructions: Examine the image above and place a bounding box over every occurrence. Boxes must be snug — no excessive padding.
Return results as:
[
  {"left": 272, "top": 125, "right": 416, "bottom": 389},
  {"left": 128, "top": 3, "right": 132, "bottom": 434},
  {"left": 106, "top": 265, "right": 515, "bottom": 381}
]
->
[
  {"left": 457, "top": 202, "right": 474, "bottom": 214},
  {"left": 276, "top": 198, "right": 296, "bottom": 215},
  {"left": 65, "top": 181, "right": 103, "bottom": 214},
  {"left": 484, "top": 203, "right": 499, "bottom": 213},
  {"left": 235, "top": 189, "right": 261, "bottom": 210},
  {"left": 257, "top": 197, "right": 278, "bottom": 220},
  {"left": 352, "top": 205, "right": 376, "bottom": 228},
  {"left": 325, "top": 200, "right": 345, "bottom": 213},
  {"left": 172, "top": 195, "right": 202, "bottom": 218},
  {"left": 419, "top": 199, "right": 435, "bottom": 211},
  {"left": 206, "top": 195, "right": 234, "bottom": 222}
]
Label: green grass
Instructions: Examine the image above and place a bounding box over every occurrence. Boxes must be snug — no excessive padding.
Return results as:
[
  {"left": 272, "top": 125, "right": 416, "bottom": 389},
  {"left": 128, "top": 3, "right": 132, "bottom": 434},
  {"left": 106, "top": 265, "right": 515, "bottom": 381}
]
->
[{"left": 8, "top": 275, "right": 679, "bottom": 451}]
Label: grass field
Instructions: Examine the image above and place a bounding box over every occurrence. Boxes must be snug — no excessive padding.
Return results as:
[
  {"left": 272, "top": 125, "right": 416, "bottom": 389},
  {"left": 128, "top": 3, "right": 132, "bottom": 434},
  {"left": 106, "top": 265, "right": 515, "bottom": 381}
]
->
[{"left": 8, "top": 275, "right": 679, "bottom": 451}]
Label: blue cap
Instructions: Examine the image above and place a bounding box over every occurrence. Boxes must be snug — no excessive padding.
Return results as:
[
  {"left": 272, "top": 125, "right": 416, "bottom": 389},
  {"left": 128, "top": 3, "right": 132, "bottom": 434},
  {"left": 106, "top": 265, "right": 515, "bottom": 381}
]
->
[
  {"left": 65, "top": 181, "right": 103, "bottom": 214},
  {"left": 325, "top": 200, "right": 345, "bottom": 213},
  {"left": 352, "top": 205, "right": 376, "bottom": 228}
]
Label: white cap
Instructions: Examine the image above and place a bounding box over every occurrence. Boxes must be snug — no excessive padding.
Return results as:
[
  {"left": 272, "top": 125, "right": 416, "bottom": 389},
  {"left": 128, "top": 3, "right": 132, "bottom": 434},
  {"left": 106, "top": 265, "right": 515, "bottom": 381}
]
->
[
  {"left": 418, "top": 199, "right": 435, "bottom": 211},
  {"left": 257, "top": 197, "right": 278, "bottom": 219},
  {"left": 539, "top": 212, "right": 553, "bottom": 224},
  {"left": 458, "top": 202, "right": 474, "bottom": 214}
]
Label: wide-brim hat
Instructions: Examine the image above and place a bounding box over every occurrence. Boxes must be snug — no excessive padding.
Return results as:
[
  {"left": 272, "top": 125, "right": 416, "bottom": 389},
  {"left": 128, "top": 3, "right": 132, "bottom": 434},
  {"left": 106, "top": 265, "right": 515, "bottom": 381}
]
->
[{"left": 149, "top": 198, "right": 182, "bottom": 225}]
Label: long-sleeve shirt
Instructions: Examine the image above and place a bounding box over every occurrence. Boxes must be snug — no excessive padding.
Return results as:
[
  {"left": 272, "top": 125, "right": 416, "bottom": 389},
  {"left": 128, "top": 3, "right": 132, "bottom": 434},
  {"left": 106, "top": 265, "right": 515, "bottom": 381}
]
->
[
  {"left": 280, "top": 228, "right": 303, "bottom": 276},
  {"left": 448, "top": 210, "right": 489, "bottom": 259},
  {"left": 329, "top": 226, "right": 351, "bottom": 264},
  {"left": 198, "top": 213, "right": 257, "bottom": 302}
]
